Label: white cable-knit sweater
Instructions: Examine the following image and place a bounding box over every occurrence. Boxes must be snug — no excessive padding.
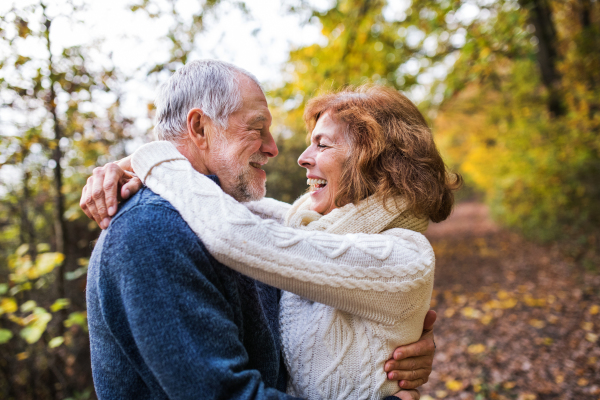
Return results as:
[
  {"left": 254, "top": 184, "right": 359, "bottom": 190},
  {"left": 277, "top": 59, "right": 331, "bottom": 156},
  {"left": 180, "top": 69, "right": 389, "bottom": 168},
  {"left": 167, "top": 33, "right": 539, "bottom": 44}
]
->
[{"left": 131, "top": 141, "right": 435, "bottom": 400}]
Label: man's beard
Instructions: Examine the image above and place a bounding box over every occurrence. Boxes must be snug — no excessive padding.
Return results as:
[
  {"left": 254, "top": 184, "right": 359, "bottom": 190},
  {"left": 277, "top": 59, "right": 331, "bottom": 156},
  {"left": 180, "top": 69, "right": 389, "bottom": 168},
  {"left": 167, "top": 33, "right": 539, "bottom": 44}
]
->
[
  {"left": 213, "top": 146, "right": 267, "bottom": 202},
  {"left": 229, "top": 156, "right": 267, "bottom": 202}
]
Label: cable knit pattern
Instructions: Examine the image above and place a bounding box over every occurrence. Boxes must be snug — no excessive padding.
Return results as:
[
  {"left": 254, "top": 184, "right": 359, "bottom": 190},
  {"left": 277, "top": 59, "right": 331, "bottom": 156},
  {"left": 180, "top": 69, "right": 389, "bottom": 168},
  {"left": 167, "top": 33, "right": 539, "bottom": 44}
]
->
[{"left": 131, "top": 141, "right": 435, "bottom": 399}]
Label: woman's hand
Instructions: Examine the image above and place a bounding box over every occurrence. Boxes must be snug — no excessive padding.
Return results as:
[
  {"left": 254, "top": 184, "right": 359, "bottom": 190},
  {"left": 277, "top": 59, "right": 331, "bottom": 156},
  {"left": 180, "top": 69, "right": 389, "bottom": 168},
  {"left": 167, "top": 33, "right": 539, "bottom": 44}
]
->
[
  {"left": 385, "top": 310, "right": 436, "bottom": 389},
  {"left": 80, "top": 155, "right": 143, "bottom": 229}
]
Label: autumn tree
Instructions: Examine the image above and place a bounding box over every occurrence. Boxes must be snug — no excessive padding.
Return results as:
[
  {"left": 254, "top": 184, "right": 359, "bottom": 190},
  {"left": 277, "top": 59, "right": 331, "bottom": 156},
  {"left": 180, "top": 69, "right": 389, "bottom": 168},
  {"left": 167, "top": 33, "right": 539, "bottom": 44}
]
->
[{"left": 0, "top": 2, "right": 132, "bottom": 397}]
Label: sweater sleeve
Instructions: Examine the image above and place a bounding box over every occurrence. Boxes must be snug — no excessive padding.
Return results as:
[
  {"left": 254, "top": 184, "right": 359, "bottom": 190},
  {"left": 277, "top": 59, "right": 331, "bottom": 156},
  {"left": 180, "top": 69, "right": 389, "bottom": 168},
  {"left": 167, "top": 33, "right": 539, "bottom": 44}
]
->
[{"left": 132, "top": 141, "right": 435, "bottom": 325}]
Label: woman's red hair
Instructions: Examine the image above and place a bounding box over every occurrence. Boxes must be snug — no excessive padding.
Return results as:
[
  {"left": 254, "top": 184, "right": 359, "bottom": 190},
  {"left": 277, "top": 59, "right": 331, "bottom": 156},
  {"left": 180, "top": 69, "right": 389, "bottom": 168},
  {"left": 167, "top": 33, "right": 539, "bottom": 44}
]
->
[{"left": 303, "top": 85, "right": 461, "bottom": 222}]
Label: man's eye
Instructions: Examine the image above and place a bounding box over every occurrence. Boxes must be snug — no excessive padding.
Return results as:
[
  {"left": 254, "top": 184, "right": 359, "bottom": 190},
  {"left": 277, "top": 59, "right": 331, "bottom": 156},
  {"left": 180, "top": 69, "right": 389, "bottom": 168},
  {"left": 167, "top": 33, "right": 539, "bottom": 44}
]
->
[{"left": 317, "top": 144, "right": 327, "bottom": 148}]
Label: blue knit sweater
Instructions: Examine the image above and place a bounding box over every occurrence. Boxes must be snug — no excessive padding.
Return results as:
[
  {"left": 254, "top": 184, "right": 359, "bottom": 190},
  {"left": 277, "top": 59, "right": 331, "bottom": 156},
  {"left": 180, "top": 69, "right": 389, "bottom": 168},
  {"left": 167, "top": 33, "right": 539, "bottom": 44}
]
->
[{"left": 86, "top": 186, "right": 300, "bottom": 399}]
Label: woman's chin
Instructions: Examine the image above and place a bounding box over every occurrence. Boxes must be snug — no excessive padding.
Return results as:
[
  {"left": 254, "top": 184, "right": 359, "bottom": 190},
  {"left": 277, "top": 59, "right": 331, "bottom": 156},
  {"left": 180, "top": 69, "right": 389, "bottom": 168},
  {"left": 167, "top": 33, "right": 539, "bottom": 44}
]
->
[{"left": 309, "top": 187, "right": 333, "bottom": 214}]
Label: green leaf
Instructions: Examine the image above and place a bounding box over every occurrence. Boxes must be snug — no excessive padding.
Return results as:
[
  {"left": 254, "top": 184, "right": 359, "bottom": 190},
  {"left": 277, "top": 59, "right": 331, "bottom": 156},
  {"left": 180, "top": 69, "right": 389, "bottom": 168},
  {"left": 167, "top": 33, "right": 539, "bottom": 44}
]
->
[
  {"left": 36, "top": 243, "right": 51, "bottom": 253},
  {"left": 16, "top": 244, "right": 29, "bottom": 257},
  {"left": 20, "top": 300, "right": 37, "bottom": 313},
  {"left": 64, "top": 311, "right": 88, "bottom": 331},
  {"left": 20, "top": 311, "right": 52, "bottom": 344},
  {"left": 0, "top": 329, "right": 13, "bottom": 344},
  {"left": 50, "top": 298, "right": 70, "bottom": 312},
  {"left": 48, "top": 336, "right": 64, "bottom": 348},
  {"left": 0, "top": 284, "right": 8, "bottom": 295}
]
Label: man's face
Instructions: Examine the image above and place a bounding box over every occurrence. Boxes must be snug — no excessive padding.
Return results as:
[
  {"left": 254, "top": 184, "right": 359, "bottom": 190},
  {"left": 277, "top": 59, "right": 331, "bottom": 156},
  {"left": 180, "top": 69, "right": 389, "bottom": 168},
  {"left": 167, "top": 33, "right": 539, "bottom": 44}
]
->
[{"left": 207, "top": 75, "right": 278, "bottom": 202}]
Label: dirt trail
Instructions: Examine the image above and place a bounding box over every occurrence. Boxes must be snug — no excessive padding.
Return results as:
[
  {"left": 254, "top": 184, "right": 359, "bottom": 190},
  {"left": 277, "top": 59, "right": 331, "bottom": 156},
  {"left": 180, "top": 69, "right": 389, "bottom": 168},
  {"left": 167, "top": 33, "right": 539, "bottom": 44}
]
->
[{"left": 420, "top": 202, "right": 600, "bottom": 400}]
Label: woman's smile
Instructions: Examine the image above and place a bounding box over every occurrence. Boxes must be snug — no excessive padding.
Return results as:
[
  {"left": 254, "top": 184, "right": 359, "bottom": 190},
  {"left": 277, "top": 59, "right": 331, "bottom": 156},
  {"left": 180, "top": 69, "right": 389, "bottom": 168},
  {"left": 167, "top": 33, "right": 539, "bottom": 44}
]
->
[{"left": 298, "top": 112, "right": 349, "bottom": 215}]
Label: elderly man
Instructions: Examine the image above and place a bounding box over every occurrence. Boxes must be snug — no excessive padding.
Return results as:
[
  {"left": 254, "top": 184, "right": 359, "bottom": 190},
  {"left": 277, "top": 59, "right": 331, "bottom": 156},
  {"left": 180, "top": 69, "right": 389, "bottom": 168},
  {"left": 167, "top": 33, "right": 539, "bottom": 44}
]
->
[{"left": 84, "top": 60, "right": 435, "bottom": 399}]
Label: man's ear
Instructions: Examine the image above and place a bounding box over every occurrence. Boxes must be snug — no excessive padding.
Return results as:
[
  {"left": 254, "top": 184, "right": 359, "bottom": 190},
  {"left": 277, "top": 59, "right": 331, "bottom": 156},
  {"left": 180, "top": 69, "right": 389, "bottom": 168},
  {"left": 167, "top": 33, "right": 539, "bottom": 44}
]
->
[{"left": 187, "top": 108, "right": 209, "bottom": 150}]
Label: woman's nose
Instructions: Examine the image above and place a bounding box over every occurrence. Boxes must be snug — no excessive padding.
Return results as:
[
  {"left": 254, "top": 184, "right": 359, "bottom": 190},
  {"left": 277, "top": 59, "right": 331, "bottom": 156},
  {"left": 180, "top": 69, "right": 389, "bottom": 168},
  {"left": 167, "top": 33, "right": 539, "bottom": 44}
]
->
[{"left": 298, "top": 147, "right": 314, "bottom": 168}]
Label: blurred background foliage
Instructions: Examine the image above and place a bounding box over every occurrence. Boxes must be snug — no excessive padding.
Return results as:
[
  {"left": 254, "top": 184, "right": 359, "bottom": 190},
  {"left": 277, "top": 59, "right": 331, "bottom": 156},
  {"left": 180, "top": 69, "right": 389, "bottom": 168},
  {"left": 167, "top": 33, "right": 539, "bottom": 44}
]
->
[{"left": 0, "top": 0, "right": 598, "bottom": 398}]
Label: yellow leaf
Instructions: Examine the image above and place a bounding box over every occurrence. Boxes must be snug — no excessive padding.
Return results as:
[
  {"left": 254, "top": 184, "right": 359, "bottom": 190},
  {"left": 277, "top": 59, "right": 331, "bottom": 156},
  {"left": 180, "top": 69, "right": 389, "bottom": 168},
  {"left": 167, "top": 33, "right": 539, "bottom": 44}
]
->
[
  {"left": 519, "top": 394, "right": 536, "bottom": 400},
  {"left": 35, "top": 252, "right": 64, "bottom": 276},
  {"left": 555, "top": 374, "right": 564, "bottom": 384},
  {"left": 16, "top": 352, "right": 28, "bottom": 361},
  {"left": 0, "top": 297, "right": 18, "bottom": 314},
  {"left": 435, "top": 390, "right": 448, "bottom": 398},
  {"left": 445, "top": 379, "right": 462, "bottom": 391},
  {"left": 529, "top": 319, "right": 546, "bottom": 329},
  {"left": 585, "top": 333, "right": 598, "bottom": 343},
  {"left": 589, "top": 305, "right": 599, "bottom": 315},
  {"left": 468, "top": 344, "right": 486, "bottom": 354},
  {"left": 500, "top": 298, "right": 518, "bottom": 309},
  {"left": 444, "top": 308, "right": 455, "bottom": 318},
  {"left": 503, "top": 381, "right": 516, "bottom": 389},
  {"left": 577, "top": 378, "right": 589, "bottom": 386},
  {"left": 421, "top": 396, "right": 435, "bottom": 400},
  {"left": 581, "top": 321, "right": 593, "bottom": 331},
  {"left": 461, "top": 307, "right": 482, "bottom": 319},
  {"left": 588, "top": 357, "right": 597, "bottom": 365},
  {"left": 497, "top": 290, "right": 510, "bottom": 300},
  {"left": 546, "top": 314, "right": 558, "bottom": 324},
  {"left": 480, "top": 314, "right": 493, "bottom": 325},
  {"left": 542, "top": 337, "right": 553, "bottom": 346}
]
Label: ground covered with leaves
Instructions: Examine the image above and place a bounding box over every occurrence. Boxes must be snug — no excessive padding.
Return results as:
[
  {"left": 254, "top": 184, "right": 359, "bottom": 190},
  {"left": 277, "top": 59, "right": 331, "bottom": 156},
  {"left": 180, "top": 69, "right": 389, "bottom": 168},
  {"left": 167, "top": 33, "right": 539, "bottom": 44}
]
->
[{"left": 421, "top": 203, "right": 600, "bottom": 400}]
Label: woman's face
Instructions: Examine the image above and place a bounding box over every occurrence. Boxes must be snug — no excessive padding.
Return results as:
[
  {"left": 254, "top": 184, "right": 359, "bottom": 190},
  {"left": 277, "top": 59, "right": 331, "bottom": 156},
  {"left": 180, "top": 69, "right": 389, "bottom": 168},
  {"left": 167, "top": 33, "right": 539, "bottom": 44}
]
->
[{"left": 298, "top": 112, "right": 350, "bottom": 215}]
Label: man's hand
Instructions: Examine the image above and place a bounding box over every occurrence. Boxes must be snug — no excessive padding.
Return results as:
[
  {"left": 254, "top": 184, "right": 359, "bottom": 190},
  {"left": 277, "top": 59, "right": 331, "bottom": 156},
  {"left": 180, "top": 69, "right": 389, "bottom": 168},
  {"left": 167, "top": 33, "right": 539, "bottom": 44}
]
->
[
  {"left": 390, "top": 389, "right": 420, "bottom": 400},
  {"left": 385, "top": 310, "right": 436, "bottom": 390},
  {"left": 80, "top": 156, "right": 143, "bottom": 229}
]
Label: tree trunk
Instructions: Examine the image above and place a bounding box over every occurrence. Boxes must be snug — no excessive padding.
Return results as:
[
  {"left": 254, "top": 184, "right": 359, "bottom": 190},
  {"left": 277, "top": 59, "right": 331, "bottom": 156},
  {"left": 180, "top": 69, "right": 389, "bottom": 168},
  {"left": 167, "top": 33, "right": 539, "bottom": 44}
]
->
[
  {"left": 519, "top": 0, "right": 565, "bottom": 116},
  {"left": 43, "top": 5, "right": 68, "bottom": 336}
]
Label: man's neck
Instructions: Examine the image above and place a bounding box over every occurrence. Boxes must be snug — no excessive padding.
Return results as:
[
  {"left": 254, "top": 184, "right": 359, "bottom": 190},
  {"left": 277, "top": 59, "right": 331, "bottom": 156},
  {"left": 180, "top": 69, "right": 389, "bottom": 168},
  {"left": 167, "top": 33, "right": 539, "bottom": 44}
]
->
[{"left": 177, "top": 143, "right": 211, "bottom": 176}]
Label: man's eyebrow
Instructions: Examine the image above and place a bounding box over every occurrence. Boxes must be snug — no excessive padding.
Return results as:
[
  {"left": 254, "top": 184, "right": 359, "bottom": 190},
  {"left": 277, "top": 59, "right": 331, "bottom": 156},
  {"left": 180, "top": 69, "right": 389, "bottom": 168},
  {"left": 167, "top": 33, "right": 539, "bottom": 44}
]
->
[{"left": 247, "top": 115, "right": 267, "bottom": 125}]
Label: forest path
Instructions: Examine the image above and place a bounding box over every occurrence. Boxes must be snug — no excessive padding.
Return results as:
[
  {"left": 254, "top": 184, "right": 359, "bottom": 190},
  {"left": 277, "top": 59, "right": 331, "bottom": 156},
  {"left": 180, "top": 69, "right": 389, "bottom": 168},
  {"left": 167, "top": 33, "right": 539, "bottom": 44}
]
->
[{"left": 420, "top": 203, "right": 600, "bottom": 400}]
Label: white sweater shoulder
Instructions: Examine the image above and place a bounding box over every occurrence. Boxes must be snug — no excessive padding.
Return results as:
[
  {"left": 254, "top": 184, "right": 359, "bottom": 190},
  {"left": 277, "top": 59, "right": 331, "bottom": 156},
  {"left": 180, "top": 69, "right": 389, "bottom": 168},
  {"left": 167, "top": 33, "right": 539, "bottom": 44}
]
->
[
  {"left": 244, "top": 197, "right": 291, "bottom": 224},
  {"left": 132, "top": 141, "right": 434, "bottom": 325}
]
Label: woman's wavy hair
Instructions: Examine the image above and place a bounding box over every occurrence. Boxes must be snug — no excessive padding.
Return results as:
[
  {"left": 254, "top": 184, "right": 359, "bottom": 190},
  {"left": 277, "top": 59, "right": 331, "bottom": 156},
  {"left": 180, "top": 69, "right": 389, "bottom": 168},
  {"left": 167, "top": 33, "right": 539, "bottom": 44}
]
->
[{"left": 303, "top": 85, "right": 462, "bottom": 223}]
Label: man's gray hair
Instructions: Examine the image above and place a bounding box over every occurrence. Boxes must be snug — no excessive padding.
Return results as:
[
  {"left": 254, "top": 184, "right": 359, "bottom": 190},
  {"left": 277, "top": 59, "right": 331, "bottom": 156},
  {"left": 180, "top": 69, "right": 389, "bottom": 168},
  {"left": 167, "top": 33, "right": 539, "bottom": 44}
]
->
[{"left": 154, "top": 59, "right": 262, "bottom": 143}]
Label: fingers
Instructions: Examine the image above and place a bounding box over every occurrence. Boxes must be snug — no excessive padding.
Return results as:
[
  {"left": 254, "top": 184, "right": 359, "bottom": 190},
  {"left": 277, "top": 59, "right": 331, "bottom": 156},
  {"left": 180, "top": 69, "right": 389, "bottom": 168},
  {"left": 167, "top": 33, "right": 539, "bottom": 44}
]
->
[
  {"left": 423, "top": 309, "right": 437, "bottom": 331},
  {"left": 392, "top": 389, "right": 420, "bottom": 400},
  {"left": 80, "top": 179, "right": 94, "bottom": 220},
  {"left": 91, "top": 167, "right": 111, "bottom": 229},
  {"left": 121, "top": 176, "right": 143, "bottom": 200},
  {"left": 103, "top": 163, "right": 125, "bottom": 217},
  {"left": 385, "top": 356, "right": 433, "bottom": 375},
  {"left": 399, "top": 378, "right": 426, "bottom": 390},
  {"left": 82, "top": 175, "right": 101, "bottom": 225},
  {"left": 392, "top": 331, "right": 435, "bottom": 361}
]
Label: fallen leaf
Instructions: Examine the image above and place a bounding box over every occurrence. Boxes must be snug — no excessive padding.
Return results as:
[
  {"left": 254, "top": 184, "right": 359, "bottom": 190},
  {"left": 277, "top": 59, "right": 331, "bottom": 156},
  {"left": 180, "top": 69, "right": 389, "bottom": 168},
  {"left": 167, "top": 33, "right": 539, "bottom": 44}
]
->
[
  {"left": 445, "top": 379, "right": 462, "bottom": 391},
  {"left": 578, "top": 378, "right": 589, "bottom": 386},
  {"left": 468, "top": 343, "right": 486, "bottom": 354},
  {"left": 503, "top": 381, "right": 516, "bottom": 389},
  {"left": 589, "top": 305, "right": 599, "bottom": 315},
  {"left": 585, "top": 332, "right": 598, "bottom": 343},
  {"left": 581, "top": 321, "right": 594, "bottom": 331},
  {"left": 529, "top": 319, "right": 546, "bottom": 329},
  {"left": 435, "top": 390, "right": 448, "bottom": 398}
]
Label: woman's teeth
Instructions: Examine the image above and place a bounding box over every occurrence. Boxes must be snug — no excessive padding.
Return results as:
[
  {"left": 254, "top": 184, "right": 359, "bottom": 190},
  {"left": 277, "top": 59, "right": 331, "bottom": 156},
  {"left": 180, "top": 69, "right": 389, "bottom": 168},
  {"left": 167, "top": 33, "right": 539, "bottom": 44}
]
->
[{"left": 307, "top": 178, "right": 327, "bottom": 188}]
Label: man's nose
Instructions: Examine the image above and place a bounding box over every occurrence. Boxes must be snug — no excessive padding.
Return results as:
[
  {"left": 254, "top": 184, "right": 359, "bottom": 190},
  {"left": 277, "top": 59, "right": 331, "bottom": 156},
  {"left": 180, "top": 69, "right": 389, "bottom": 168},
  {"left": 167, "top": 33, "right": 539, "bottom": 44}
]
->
[
  {"left": 298, "top": 147, "right": 314, "bottom": 168},
  {"left": 261, "top": 131, "right": 278, "bottom": 158}
]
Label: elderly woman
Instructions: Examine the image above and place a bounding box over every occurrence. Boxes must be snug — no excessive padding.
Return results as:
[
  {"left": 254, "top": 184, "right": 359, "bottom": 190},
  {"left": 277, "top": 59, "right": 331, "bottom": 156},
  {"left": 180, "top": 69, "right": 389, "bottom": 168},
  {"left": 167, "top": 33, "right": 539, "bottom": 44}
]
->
[{"left": 83, "top": 85, "right": 459, "bottom": 400}]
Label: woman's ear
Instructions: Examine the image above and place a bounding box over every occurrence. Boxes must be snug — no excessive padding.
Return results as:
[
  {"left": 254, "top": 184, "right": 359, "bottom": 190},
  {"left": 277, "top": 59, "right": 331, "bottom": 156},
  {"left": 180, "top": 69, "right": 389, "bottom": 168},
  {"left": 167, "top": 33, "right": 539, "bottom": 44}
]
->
[{"left": 187, "top": 108, "right": 208, "bottom": 150}]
